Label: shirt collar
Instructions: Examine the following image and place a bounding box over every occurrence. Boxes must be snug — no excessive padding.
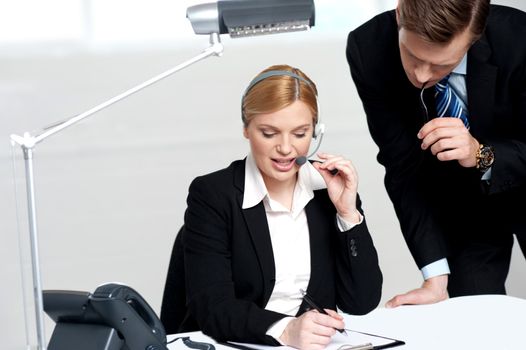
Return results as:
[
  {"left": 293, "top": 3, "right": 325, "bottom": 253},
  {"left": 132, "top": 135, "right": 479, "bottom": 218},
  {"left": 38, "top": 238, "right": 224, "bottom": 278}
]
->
[
  {"left": 242, "top": 153, "right": 326, "bottom": 210},
  {"left": 452, "top": 53, "right": 467, "bottom": 75}
]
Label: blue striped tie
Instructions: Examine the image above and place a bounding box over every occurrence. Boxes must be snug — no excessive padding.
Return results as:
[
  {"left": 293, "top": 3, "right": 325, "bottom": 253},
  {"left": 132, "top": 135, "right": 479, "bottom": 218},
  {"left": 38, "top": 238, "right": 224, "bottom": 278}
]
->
[{"left": 435, "top": 75, "right": 470, "bottom": 129}]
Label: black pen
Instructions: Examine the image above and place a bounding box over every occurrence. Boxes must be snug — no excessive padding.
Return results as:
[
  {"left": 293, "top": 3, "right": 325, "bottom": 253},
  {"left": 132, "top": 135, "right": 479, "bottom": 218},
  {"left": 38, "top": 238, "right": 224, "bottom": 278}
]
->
[
  {"left": 311, "top": 160, "right": 339, "bottom": 176},
  {"left": 300, "top": 289, "right": 347, "bottom": 335}
]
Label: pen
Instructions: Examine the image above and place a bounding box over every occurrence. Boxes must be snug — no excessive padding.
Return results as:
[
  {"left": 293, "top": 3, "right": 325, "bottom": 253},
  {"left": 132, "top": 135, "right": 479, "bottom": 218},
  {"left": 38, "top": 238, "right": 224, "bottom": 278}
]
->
[
  {"left": 311, "top": 160, "right": 339, "bottom": 175},
  {"left": 300, "top": 289, "right": 347, "bottom": 335}
]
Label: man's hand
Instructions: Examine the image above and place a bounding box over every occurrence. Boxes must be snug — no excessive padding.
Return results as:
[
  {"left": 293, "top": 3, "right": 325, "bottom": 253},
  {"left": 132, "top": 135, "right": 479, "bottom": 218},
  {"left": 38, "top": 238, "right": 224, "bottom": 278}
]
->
[
  {"left": 386, "top": 274, "right": 449, "bottom": 308},
  {"left": 418, "top": 118, "right": 479, "bottom": 168},
  {"left": 279, "top": 309, "right": 344, "bottom": 350}
]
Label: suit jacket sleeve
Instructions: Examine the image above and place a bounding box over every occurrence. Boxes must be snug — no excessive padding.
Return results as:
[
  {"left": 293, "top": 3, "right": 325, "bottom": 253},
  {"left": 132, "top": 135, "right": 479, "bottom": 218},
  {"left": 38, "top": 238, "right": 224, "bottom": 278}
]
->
[
  {"left": 299, "top": 190, "right": 382, "bottom": 317},
  {"left": 183, "top": 175, "right": 284, "bottom": 345},
  {"left": 487, "top": 74, "right": 526, "bottom": 195},
  {"left": 346, "top": 18, "right": 448, "bottom": 269},
  {"left": 333, "top": 194, "right": 383, "bottom": 314},
  {"left": 477, "top": 6, "right": 526, "bottom": 195}
]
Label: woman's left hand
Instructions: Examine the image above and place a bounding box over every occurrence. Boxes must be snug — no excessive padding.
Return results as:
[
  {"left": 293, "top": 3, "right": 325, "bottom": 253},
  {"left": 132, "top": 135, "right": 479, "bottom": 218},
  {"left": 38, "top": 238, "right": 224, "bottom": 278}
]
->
[{"left": 312, "top": 152, "right": 361, "bottom": 223}]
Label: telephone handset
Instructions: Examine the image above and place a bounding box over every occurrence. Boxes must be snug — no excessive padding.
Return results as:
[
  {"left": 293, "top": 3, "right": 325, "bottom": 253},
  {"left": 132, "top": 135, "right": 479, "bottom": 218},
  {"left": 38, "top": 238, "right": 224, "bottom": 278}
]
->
[{"left": 44, "top": 283, "right": 168, "bottom": 350}]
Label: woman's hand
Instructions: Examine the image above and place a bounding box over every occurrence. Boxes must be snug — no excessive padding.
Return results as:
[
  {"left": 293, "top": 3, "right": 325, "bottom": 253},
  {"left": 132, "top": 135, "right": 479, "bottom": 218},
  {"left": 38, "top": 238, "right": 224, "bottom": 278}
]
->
[
  {"left": 313, "top": 152, "right": 361, "bottom": 223},
  {"left": 279, "top": 309, "right": 344, "bottom": 350}
]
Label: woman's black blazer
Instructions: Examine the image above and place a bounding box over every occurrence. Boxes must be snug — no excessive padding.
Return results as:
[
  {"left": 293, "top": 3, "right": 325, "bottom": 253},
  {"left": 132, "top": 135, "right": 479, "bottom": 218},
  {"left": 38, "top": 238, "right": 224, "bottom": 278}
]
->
[{"left": 179, "top": 159, "right": 382, "bottom": 345}]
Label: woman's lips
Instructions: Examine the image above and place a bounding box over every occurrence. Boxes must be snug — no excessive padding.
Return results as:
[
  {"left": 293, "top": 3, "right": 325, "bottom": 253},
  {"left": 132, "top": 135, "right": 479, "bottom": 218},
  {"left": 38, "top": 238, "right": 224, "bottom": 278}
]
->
[{"left": 272, "top": 158, "right": 295, "bottom": 171}]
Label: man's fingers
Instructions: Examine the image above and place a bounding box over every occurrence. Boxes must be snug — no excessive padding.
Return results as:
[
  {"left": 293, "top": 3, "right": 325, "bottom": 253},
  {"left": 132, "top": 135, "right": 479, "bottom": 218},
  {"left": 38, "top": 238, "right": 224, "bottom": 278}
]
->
[
  {"left": 386, "top": 289, "right": 428, "bottom": 308},
  {"left": 385, "top": 292, "right": 412, "bottom": 308},
  {"left": 418, "top": 117, "right": 465, "bottom": 139},
  {"left": 421, "top": 125, "right": 469, "bottom": 150}
]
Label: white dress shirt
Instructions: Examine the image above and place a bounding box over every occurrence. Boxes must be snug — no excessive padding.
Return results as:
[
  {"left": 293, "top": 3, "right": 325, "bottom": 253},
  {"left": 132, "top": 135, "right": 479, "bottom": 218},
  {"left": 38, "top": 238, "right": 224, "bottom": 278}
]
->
[{"left": 242, "top": 153, "right": 362, "bottom": 341}]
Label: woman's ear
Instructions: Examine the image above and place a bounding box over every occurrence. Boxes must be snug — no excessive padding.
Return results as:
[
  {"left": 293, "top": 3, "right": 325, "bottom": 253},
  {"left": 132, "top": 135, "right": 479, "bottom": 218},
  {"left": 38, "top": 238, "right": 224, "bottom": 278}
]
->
[{"left": 243, "top": 127, "right": 249, "bottom": 139}]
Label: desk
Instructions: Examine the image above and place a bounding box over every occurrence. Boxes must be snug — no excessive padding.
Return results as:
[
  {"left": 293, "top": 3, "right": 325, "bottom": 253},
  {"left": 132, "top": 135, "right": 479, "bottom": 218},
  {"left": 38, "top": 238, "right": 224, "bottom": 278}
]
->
[
  {"left": 167, "top": 295, "right": 526, "bottom": 350},
  {"left": 346, "top": 294, "right": 525, "bottom": 349}
]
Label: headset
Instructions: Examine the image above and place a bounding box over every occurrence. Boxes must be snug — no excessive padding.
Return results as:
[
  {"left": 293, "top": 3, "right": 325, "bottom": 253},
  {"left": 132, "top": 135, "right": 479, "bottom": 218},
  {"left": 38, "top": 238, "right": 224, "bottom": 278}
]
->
[{"left": 241, "top": 69, "right": 325, "bottom": 165}]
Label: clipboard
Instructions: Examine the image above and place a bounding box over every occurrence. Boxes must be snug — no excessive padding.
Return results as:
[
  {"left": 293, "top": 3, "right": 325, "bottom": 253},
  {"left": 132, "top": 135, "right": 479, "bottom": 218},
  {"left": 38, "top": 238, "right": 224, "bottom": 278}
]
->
[
  {"left": 220, "top": 329, "right": 404, "bottom": 350},
  {"left": 342, "top": 329, "right": 405, "bottom": 349}
]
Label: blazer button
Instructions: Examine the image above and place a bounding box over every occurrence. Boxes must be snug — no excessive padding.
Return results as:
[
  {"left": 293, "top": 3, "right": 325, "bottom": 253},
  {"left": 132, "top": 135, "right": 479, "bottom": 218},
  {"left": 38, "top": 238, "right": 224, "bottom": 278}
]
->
[{"left": 350, "top": 238, "right": 358, "bottom": 257}]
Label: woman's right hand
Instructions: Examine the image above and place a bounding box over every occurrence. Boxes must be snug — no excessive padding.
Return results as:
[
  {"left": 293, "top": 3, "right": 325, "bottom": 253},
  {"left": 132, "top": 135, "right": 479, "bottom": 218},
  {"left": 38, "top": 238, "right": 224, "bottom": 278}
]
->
[
  {"left": 279, "top": 309, "right": 345, "bottom": 350},
  {"left": 312, "top": 153, "right": 361, "bottom": 224}
]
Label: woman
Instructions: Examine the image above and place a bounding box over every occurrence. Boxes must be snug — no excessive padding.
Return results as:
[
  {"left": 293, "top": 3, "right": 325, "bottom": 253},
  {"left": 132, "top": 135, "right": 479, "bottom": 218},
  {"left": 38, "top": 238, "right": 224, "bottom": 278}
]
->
[{"left": 180, "top": 65, "right": 382, "bottom": 349}]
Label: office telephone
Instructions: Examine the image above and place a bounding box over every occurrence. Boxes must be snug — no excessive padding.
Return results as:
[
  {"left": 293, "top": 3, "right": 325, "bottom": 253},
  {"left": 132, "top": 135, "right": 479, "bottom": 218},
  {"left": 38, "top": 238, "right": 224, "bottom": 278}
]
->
[{"left": 44, "top": 283, "right": 168, "bottom": 350}]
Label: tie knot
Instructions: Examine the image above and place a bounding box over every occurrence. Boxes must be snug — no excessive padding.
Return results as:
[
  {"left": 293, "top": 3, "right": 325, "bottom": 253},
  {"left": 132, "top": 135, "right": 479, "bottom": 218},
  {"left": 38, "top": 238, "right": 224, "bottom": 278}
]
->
[
  {"left": 438, "top": 74, "right": 450, "bottom": 84},
  {"left": 435, "top": 74, "right": 450, "bottom": 92}
]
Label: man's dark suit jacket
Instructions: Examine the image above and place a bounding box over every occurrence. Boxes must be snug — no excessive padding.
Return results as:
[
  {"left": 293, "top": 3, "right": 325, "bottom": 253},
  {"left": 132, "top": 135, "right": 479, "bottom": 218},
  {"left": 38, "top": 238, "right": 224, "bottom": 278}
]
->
[
  {"left": 346, "top": 5, "right": 526, "bottom": 294},
  {"left": 178, "top": 159, "right": 382, "bottom": 345}
]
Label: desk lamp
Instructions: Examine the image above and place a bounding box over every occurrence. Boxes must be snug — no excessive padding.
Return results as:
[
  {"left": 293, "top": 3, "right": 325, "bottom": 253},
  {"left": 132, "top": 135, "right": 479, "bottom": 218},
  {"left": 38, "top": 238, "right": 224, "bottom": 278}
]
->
[{"left": 9, "top": 1, "right": 315, "bottom": 349}]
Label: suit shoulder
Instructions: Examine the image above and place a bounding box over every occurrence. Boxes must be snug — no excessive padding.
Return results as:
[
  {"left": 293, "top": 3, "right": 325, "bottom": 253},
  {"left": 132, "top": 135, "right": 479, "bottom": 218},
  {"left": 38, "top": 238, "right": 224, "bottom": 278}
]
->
[
  {"left": 189, "top": 159, "right": 243, "bottom": 194},
  {"left": 484, "top": 5, "right": 526, "bottom": 62},
  {"left": 490, "top": 4, "right": 526, "bottom": 22},
  {"left": 348, "top": 10, "right": 397, "bottom": 45},
  {"left": 487, "top": 5, "right": 526, "bottom": 34},
  {"left": 346, "top": 10, "right": 401, "bottom": 91},
  {"left": 347, "top": 10, "right": 399, "bottom": 73}
]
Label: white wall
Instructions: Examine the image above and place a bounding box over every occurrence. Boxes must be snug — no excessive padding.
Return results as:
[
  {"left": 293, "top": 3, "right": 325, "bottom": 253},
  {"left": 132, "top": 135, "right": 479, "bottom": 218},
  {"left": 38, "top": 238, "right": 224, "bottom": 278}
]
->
[{"left": 1, "top": 1, "right": 525, "bottom": 348}]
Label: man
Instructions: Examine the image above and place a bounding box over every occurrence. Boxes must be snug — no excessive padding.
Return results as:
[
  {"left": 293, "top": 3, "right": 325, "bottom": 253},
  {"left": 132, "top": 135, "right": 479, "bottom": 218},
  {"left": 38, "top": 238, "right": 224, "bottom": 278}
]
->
[{"left": 347, "top": 0, "right": 526, "bottom": 307}]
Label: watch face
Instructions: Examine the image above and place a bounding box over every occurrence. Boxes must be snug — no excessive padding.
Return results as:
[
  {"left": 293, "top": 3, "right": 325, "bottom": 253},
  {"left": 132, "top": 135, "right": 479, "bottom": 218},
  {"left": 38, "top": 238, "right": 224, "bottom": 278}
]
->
[{"left": 480, "top": 146, "right": 495, "bottom": 167}]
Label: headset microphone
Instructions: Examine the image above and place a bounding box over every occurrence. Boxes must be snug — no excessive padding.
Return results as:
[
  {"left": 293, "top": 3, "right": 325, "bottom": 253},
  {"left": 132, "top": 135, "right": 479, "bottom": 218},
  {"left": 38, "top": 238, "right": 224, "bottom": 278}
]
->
[
  {"left": 295, "top": 122, "right": 325, "bottom": 166},
  {"left": 295, "top": 156, "right": 308, "bottom": 166}
]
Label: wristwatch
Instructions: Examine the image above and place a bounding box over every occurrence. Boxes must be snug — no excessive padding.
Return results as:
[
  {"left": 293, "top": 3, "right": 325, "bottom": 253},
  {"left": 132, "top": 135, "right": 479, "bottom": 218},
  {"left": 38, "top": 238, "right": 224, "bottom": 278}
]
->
[{"left": 476, "top": 144, "right": 495, "bottom": 172}]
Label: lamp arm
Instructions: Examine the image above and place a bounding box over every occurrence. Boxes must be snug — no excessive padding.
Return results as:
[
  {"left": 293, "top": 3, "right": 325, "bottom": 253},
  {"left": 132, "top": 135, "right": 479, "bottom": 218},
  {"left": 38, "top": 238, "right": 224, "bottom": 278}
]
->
[
  {"left": 9, "top": 32, "right": 222, "bottom": 350},
  {"left": 11, "top": 33, "right": 223, "bottom": 149}
]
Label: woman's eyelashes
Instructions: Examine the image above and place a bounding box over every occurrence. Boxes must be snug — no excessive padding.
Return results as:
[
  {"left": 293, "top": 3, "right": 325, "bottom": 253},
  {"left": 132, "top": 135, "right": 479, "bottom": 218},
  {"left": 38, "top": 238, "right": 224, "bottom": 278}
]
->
[
  {"left": 262, "top": 131, "right": 276, "bottom": 138},
  {"left": 260, "top": 129, "right": 308, "bottom": 139},
  {"left": 293, "top": 128, "right": 308, "bottom": 138}
]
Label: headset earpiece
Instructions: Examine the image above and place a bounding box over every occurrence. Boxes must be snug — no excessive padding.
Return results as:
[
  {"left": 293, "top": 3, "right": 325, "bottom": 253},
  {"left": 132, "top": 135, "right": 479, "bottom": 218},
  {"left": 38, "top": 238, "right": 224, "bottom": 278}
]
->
[{"left": 313, "top": 122, "right": 325, "bottom": 140}]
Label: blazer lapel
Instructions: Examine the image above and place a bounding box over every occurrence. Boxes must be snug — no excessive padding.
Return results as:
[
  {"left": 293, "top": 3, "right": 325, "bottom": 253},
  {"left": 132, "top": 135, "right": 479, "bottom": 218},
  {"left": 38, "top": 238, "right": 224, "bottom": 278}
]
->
[
  {"left": 467, "top": 34, "right": 498, "bottom": 139},
  {"left": 303, "top": 196, "right": 326, "bottom": 298},
  {"left": 233, "top": 161, "right": 276, "bottom": 305}
]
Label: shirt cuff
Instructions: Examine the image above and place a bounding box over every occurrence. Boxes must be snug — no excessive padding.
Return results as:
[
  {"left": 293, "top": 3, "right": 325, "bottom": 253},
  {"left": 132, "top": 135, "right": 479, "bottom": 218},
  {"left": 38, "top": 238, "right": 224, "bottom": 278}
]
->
[
  {"left": 421, "top": 258, "right": 450, "bottom": 280},
  {"left": 336, "top": 213, "right": 364, "bottom": 232},
  {"left": 481, "top": 167, "right": 492, "bottom": 181},
  {"left": 266, "top": 317, "right": 295, "bottom": 344}
]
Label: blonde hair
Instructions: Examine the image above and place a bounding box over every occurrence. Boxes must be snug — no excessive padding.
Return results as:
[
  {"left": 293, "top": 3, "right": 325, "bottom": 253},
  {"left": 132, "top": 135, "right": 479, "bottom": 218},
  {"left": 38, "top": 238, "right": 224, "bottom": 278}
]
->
[{"left": 241, "top": 64, "right": 318, "bottom": 127}]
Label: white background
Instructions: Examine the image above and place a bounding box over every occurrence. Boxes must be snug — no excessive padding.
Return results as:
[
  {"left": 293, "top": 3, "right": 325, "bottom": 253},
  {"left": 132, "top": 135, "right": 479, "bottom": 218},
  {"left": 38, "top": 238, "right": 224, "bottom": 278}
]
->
[{"left": 1, "top": 1, "right": 525, "bottom": 348}]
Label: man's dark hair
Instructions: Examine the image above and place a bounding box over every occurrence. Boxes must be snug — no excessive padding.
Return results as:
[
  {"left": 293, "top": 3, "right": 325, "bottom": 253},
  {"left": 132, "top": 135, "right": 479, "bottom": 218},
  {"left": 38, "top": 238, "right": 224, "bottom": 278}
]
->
[{"left": 398, "top": 0, "right": 490, "bottom": 43}]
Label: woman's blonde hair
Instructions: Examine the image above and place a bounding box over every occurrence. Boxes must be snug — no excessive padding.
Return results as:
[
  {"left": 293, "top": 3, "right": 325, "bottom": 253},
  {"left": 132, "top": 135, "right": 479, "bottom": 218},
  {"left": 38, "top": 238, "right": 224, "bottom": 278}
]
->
[{"left": 241, "top": 64, "right": 318, "bottom": 127}]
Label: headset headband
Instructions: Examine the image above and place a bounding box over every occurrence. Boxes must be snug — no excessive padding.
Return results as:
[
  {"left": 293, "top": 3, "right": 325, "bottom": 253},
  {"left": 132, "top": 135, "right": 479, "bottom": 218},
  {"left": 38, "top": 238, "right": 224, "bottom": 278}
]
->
[
  {"left": 242, "top": 70, "right": 315, "bottom": 97},
  {"left": 241, "top": 69, "right": 319, "bottom": 128}
]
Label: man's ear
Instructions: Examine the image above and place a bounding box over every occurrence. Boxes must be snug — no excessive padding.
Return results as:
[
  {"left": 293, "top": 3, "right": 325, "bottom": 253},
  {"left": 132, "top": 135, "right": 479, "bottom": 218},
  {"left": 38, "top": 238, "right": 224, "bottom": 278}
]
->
[{"left": 395, "top": 5, "right": 400, "bottom": 25}]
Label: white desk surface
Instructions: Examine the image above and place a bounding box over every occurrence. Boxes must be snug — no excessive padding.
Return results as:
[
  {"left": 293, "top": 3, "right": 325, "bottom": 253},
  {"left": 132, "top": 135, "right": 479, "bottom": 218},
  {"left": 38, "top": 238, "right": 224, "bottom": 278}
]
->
[{"left": 167, "top": 294, "right": 526, "bottom": 350}]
